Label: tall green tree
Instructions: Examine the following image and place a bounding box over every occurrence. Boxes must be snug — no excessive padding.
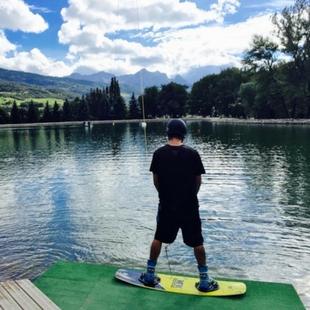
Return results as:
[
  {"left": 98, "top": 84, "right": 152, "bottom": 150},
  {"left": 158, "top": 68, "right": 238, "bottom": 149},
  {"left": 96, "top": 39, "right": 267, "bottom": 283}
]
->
[
  {"left": 243, "top": 35, "right": 279, "bottom": 73},
  {"left": 190, "top": 74, "right": 219, "bottom": 117},
  {"left": 215, "top": 68, "right": 244, "bottom": 116},
  {"left": 242, "top": 35, "right": 288, "bottom": 118},
  {"left": 159, "top": 82, "right": 188, "bottom": 117},
  {"left": 70, "top": 97, "right": 81, "bottom": 120},
  {"left": 109, "top": 77, "right": 121, "bottom": 102},
  {"left": 62, "top": 98, "right": 73, "bottom": 121},
  {"left": 88, "top": 87, "right": 104, "bottom": 119},
  {"left": 0, "top": 108, "right": 9, "bottom": 124},
  {"left": 77, "top": 96, "right": 89, "bottom": 121},
  {"left": 108, "top": 77, "right": 126, "bottom": 119},
  {"left": 272, "top": 0, "right": 310, "bottom": 117},
  {"left": 42, "top": 101, "right": 52, "bottom": 122},
  {"left": 238, "top": 82, "right": 257, "bottom": 118},
  {"left": 113, "top": 96, "right": 127, "bottom": 119},
  {"left": 27, "top": 100, "right": 39, "bottom": 123},
  {"left": 141, "top": 86, "right": 159, "bottom": 118},
  {"left": 52, "top": 101, "right": 61, "bottom": 122},
  {"left": 97, "top": 92, "right": 110, "bottom": 120},
  {"left": 129, "top": 93, "right": 140, "bottom": 119},
  {"left": 10, "top": 100, "right": 21, "bottom": 124}
]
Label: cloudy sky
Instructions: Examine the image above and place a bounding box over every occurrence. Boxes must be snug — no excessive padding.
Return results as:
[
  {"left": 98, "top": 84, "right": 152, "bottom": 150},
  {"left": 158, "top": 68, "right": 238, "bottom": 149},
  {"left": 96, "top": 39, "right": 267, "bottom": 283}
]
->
[{"left": 0, "top": 0, "right": 295, "bottom": 83}]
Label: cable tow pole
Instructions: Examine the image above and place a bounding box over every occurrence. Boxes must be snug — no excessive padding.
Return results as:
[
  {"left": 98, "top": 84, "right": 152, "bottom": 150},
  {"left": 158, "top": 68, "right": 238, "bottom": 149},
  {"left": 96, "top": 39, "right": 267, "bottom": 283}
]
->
[{"left": 135, "top": 0, "right": 147, "bottom": 150}]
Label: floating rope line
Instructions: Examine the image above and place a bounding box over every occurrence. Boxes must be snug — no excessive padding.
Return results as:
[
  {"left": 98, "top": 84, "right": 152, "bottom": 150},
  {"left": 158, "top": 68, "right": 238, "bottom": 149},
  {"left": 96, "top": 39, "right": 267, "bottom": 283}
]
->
[{"left": 164, "top": 244, "right": 172, "bottom": 273}]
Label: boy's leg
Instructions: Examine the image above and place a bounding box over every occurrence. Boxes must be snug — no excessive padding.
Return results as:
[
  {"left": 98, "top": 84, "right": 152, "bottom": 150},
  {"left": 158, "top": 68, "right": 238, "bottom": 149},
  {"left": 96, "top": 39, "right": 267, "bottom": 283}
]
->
[
  {"left": 150, "top": 239, "right": 162, "bottom": 260},
  {"left": 194, "top": 244, "right": 206, "bottom": 265},
  {"left": 194, "top": 245, "right": 219, "bottom": 292},
  {"left": 139, "top": 239, "right": 162, "bottom": 286}
]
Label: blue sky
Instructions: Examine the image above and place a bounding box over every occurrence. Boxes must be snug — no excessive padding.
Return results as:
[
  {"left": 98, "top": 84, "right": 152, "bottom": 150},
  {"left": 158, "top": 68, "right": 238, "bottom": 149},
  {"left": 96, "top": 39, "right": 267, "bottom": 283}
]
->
[{"left": 0, "top": 0, "right": 295, "bottom": 83}]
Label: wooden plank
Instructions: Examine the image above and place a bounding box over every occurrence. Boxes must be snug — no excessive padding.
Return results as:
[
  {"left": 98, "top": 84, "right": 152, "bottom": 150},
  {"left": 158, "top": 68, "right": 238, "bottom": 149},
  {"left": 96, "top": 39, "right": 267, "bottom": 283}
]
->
[
  {"left": 0, "top": 280, "right": 60, "bottom": 310},
  {"left": 16, "top": 280, "right": 60, "bottom": 310},
  {"left": 1, "top": 281, "right": 42, "bottom": 310},
  {"left": 0, "top": 283, "right": 23, "bottom": 309}
]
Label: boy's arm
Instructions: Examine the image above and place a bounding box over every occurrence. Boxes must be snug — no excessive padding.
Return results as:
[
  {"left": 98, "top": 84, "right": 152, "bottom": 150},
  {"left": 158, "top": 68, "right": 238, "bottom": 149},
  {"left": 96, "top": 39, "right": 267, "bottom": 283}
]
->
[
  {"left": 196, "top": 175, "right": 202, "bottom": 193},
  {"left": 153, "top": 173, "right": 159, "bottom": 192}
]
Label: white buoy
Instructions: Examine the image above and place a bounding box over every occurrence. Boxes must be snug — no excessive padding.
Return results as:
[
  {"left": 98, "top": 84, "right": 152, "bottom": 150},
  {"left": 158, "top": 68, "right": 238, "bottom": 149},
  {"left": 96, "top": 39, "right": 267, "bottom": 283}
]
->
[{"left": 140, "top": 121, "right": 147, "bottom": 128}]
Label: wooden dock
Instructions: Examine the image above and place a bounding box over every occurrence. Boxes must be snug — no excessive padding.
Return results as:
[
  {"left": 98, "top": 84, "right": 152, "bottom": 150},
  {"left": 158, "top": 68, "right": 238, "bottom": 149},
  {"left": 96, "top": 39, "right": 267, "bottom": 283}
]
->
[{"left": 0, "top": 280, "right": 60, "bottom": 310}]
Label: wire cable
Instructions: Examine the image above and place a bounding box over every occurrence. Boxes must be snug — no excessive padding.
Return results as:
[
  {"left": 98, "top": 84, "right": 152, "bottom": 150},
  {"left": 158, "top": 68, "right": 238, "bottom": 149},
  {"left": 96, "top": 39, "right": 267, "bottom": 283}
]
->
[{"left": 164, "top": 244, "right": 172, "bottom": 273}]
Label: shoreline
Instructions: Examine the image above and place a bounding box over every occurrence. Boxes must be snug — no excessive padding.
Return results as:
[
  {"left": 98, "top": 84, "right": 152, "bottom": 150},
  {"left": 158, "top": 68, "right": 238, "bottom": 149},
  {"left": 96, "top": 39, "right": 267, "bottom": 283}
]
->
[{"left": 1, "top": 117, "right": 310, "bottom": 129}]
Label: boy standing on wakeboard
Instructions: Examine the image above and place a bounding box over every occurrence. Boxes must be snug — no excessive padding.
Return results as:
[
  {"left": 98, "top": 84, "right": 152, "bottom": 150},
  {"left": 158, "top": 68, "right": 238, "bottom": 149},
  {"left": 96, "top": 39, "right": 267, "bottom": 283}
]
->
[{"left": 139, "top": 118, "right": 219, "bottom": 292}]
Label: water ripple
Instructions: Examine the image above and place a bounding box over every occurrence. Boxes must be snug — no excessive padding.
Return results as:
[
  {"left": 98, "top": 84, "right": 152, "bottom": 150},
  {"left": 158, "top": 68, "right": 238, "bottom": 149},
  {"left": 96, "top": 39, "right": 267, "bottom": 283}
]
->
[{"left": 0, "top": 123, "right": 309, "bottom": 308}]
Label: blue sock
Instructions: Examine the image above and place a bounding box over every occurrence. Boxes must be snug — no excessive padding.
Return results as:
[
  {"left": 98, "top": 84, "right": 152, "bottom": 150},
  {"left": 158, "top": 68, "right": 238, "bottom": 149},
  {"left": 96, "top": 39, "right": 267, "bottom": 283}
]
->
[
  {"left": 198, "top": 265, "right": 208, "bottom": 273},
  {"left": 147, "top": 260, "right": 157, "bottom": 274},
  {"left": 147, "top": 259, "right": 157, "bottom": 267}
]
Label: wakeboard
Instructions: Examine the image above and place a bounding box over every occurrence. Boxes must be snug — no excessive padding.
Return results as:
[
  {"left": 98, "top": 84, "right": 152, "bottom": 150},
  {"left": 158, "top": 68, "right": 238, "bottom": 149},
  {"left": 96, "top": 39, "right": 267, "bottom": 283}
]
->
[{"left": 115, "top": 269, "right": 246, "bottom": 297}]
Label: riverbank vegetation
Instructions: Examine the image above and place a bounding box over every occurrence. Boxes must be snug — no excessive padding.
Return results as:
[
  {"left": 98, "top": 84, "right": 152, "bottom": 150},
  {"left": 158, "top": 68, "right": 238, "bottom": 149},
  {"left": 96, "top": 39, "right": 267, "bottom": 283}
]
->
[{"left": 0, "top": 0, "right": 309, "bottom": 125}]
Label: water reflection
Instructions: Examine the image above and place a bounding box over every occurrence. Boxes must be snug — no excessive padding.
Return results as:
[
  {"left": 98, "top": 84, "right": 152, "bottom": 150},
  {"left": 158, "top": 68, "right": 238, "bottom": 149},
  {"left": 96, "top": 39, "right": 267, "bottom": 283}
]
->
[{"left": 0, "top": 121, "right": 309, "bottom": 308}]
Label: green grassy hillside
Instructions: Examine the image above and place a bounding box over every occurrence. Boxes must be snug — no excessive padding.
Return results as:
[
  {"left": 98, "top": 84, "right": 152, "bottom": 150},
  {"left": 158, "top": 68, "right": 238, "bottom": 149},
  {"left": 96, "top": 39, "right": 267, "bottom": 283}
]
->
[{"left": 0, "top": 68, "right": 140, "bottom": 110}]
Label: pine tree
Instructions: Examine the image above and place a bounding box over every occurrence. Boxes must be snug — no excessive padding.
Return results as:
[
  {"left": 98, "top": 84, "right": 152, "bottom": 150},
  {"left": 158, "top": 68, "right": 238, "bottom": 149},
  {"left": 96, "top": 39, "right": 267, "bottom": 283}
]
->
[
  {"left": 77, "top": 96, "right": 90, "bottom": 121},
  {"left": 114, "top": 96, "right": 127, "bottom": 119},
  {"left": 62, "top": 98, "right": 73, "bottom": 121},
  {"left": 0, "top": 108, "right": 9, "bottom": 124},
  {"left": 10, "top": 100, "right": 21, "bottom": 124},
  {"left": 97, "top": 92, "right": 109, "bottom": 120},
  {"left": 52, "top": 101, "right": 61, "bottom": 122},
  {"left": 129, "top": 93, "right": 141, "bottom": 119},
  {"left": 108, "top": 77, "right": 126, "bottom": 119},
  {"left": 27, "top": 100, "right": 39, "bottom": 123},
  {"left": 42, "top": 101, "right": 52, "bottom": 122}
]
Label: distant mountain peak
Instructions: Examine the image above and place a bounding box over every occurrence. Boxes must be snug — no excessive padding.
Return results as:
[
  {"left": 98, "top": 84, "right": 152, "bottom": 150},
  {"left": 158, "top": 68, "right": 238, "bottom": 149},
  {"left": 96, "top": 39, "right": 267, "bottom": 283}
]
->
[
  {"left": 173, "top": 74, "right": 190, "bottom": 86},
  {"left": 67, "top": 68, "right": 190, "bottom": 88}
]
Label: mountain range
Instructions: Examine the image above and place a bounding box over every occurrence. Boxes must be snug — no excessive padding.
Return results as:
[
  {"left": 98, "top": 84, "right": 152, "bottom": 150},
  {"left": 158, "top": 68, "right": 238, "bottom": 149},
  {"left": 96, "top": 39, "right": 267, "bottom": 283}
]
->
[
  {"left": 67, "top": 68, "right": 190, "bottom": 88},
  {"left": 0, "top": 67, "right": 191, "bottom": 101}
]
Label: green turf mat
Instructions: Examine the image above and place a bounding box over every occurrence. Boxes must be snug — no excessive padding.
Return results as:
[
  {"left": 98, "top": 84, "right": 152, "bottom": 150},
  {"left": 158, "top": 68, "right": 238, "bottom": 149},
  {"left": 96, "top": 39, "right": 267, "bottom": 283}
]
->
[{"left": 34, "top": 260, "right": 305, "bottom": 310}]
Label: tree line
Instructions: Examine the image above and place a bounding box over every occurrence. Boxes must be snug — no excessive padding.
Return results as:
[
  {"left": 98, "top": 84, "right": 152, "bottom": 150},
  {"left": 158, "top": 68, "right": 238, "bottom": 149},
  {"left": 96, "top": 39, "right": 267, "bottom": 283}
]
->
[
  {"left": 0, "top": 0, "right": 309, "bottom": 124},
  {"left": 191, "top": 0, "right": 310, "bottom": 119}
]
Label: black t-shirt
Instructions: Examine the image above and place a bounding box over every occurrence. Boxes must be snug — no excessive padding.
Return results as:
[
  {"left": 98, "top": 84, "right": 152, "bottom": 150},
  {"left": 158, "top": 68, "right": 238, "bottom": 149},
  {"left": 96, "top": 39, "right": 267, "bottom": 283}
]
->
[{"left": 150, "top": 144, "right": 205, "bottom": 212}]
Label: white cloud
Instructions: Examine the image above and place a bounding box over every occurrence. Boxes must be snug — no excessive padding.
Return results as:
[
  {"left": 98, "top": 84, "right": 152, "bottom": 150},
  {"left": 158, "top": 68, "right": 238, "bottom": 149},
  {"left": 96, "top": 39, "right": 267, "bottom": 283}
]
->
[
  {"left": 211, "top": 0, "right": 240, "bottom": 20},
  {"left": 245, "top": 1, "right": 295, "bottom": 9},
  {"left": 0, "top": 0, "right": 291, "bottom": 81},
  {"left": 0, "top": 0, "right": 48, "bottom": 32},
  {"left": 3, "top": 48, "right": 71, "bottom": 77},
  {"left": 57, "top": 0, "right": 244, "bottom": 77},
  {"left": 0, "top": 30, "right": 16, "bottom": 55},
  {"left": 60, "top": 0, "right": 234, "bottom": 34},
  {"left": 0, "top": 0, "right": 56, "bottom": 74},
  {"left": 137, "top": 12, "right": 276, "bottom": 77}
]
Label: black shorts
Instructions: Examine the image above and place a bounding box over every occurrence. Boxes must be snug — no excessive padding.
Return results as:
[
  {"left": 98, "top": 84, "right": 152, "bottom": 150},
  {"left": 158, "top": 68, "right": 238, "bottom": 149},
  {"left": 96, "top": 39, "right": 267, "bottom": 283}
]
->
[{"left": 154, "top": 205, "right": 204, "bottom": 247}]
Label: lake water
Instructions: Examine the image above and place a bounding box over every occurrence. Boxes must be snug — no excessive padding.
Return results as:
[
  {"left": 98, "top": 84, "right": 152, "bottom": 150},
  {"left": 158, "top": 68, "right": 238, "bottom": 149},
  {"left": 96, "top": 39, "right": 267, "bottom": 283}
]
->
[{"left": 0, "top": 120, "right": 309, "bottom": 308}]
